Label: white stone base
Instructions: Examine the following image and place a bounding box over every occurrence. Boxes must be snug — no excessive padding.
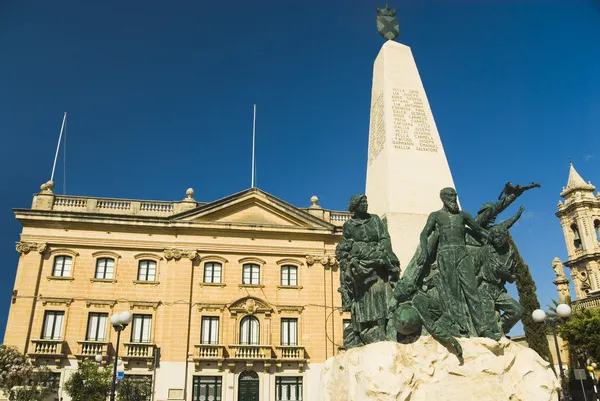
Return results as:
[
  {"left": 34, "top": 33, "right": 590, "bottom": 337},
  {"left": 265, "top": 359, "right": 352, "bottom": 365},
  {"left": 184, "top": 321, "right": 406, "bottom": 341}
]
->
[{"left": 319, "top": 337, "right": 560, "bottom": 401}]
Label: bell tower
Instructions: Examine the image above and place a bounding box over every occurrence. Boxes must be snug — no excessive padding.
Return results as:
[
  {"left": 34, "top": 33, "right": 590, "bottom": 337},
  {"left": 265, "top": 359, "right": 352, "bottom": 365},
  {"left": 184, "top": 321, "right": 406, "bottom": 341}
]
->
[{"left": 555, "top": 163, "right": 600, "bottom": 301}]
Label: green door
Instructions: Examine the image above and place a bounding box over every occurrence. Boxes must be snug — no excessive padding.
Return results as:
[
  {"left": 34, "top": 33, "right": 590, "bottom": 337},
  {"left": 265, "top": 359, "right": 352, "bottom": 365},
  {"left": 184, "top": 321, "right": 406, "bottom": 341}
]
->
[{"left": 238, "top": 370, "right": 259, "bottom": 401}]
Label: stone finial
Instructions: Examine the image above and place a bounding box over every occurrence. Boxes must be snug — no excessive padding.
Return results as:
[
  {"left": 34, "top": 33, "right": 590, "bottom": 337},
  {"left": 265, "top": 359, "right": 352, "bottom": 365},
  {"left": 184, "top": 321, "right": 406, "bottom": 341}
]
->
[
  {"left": 310, "top": 195, "right": 321, "bottom": 209},
  {"left": 40, "top": 180, "right": 55, "bottom": 193},
  {"left": 560, "top": 163, "right": 596, "bottom": 198},
  {"left": 185, "top": 188, "right": 195, "bottom": 199}
]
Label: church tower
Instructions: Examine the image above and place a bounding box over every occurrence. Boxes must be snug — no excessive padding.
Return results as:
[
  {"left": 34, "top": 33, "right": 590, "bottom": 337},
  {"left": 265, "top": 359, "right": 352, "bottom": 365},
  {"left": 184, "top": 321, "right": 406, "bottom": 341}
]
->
[{"left": 554, "top": 163, "right": 600, "bottom": 302}]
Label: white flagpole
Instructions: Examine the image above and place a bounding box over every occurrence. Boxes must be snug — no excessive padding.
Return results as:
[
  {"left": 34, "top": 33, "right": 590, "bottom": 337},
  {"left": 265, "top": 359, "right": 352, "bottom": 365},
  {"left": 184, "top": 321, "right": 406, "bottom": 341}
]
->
[
  {"left": 50, "top": 112, "right": 67, "bottom": 183},
  {"left": 251, "top": 104, "right": 256, "bottom": 188}
]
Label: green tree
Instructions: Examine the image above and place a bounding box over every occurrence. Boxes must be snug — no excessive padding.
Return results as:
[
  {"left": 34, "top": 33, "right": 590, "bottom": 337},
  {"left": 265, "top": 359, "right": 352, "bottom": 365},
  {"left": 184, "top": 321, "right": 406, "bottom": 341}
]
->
[
  {"left": 64, "top": 359, "right": 112, "bottom": 401},
  {"left": 117, "top": 376, "right": 152, "bottom": 401},
  {"left": 558, "top": 308, "right": 600, "bottom": 362},
  {"left": 0, "top": 345, "right": 57, "bottom": 401},
  {"left": 512, "top": 237, "right": 554, "bottom": 364}
]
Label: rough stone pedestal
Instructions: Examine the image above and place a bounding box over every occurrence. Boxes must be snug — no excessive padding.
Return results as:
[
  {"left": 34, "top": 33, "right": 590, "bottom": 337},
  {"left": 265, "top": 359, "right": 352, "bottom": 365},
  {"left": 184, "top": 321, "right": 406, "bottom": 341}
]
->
[{"left": 319, "top": 337, "right": 560, "bottom": 401}]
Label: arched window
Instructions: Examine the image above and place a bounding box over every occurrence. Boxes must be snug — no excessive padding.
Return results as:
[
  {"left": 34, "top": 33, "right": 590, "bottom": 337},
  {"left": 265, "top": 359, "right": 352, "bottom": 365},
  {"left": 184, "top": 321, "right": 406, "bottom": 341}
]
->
[
  {"left": 571, "top": 224, "right": 582, "bottom": 249},
  {"left": 95, "top": 258, "right": 114, "bottom": 279},
  {"left": 204, "top": 262, "right": 222, "bottom": 284},
  {"left": 52, "top": 255, "right": 72, "bottom": 277},
  {"left": 594, "top": 219, "right": 600, "bottom": 242},
  {"left": 242, "top": 264, "right": 260, "bottom": 285},
  {"left": 239, "top": 316, "right": 260, "bottom": 345}
]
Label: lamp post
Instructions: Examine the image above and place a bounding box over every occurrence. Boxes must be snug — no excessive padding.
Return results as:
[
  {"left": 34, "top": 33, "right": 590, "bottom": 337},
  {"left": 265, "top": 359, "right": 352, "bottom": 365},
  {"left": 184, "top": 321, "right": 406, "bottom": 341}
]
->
[
  {"left": 588, "top": 363, "right": 598, "bottom": 401},
  {"left": 532, "top": 303, "right": 572, "bottom": 401},
  {"left": 109, "top": 311, "right": 133, "bottom": 401}
]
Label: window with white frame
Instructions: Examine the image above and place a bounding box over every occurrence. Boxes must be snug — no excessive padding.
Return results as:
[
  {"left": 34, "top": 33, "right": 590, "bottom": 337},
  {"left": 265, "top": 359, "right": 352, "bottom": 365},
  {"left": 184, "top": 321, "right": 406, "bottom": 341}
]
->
[
  {"left": 52, "top": 256, "right": 72, "bottom": 277},
  {"left": 137, "top": 260, "right": 157, "bottom": 281},
  {"left": 86, "top": 312, "right": 108, "bottom": 341},
  {"left": 281, "top": 318, "right": 298, "bottom": 346},
  {"left": 131, "top": 314, "right": 152, "bottom": 343},
  {"left": 280, "top": 265, "right": 298, "bottom": 286},
  {"left": 239, "top": 316, "right": 259, "bottom": 345},
  {"left": 242, "top": 263, "right": 260, "bottom": 285},
  {"left": 42, "top": 311, "right": 64, "bottom": 340},
  {"left": 276, "top": 376, "right": 303, "bottom": 401},
  {"left": 95, "top": 258, "right": 114, "bottom": 279},
  {"left": 201, "top": 316, "right": 219, "bottom": 344},
  {"left": 204, "top": 262, "right": 222, "bottom": 284}
]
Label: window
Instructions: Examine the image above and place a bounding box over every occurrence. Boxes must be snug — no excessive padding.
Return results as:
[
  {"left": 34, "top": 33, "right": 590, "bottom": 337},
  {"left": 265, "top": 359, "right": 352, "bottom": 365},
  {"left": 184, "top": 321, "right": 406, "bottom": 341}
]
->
[
  {"left": 204, "top": 262, "right": 222, "bottom": 284},
  {"left": 42, "top": 311, "right": 64, "bottom": 340},
  {"left": 124, "top": 375, "right": 152, "bottom": 401},
  {"left": 52, "top": 256, "right": 72, "bottom": 277},
  {"left": 276, "top": 376, "right": 303, "bottom": 401},
  {"left": 131, "top": 315, "right": 152, "bottom": 343},
  {"left": 201, "top": 317, "right": 219, "bottom": 344},
  {"left": 595, "top": 219, "right": 600, "bottom": 242},
  {"left": 192, "top": 376, "right": 222, "bottom": 401},
  {"left": 242, "top": 264, "right": 260, "bottom": 285},
  {"left": 571, "top": 224, "right": 582, "bottom": 249},
  {"left": 137, "top": 260, "right": 157, "bottom": 281},
  {"left": 281, "top": 265, "right": 298, "bottom": 286},
  {"left": 281, "top": 318, "right": 298, "bottom": 346},
  {"left": 239, "top": 316, "right": 259, "bottom": 345},
  {"left": 86, "top": 313, "right": 108, "bottom": 341},
  {"left": 95, "top": 258, "right": 114, "bottom": 279}
]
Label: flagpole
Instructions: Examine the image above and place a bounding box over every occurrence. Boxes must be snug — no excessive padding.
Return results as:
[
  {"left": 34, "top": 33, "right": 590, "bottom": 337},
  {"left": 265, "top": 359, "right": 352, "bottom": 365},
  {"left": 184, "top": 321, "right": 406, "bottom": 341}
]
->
[
  {"left": 251, "top": 104, "right": 256, "bottom": 188},
  {"left": 50, "top": 112, "right": 67, "bottom": 183}
]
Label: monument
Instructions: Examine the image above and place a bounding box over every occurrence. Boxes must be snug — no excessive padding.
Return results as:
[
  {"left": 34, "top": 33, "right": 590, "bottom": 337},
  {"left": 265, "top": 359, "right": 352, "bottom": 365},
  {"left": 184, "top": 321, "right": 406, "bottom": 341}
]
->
[
  {"left": 319, "top": 5, "right": 560, "bottom": 400},
  {"left": 366, "top": 4, "right": 458, "bottom": 269}
]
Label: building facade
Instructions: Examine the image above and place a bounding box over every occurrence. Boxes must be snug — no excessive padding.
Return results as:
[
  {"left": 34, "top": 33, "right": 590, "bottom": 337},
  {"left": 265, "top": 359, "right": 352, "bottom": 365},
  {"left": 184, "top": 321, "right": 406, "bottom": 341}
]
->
[
  {"left": 3, "top": 182, "right": 353, "bottom": 401},
  {"left": 553, "top": 163, "right": 600, "bottom": 309}
]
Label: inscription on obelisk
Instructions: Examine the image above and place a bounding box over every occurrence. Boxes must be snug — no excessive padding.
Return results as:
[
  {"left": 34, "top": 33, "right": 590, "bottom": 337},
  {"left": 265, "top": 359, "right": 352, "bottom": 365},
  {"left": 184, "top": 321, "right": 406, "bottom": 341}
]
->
[{"left": 365, "top": 40, "right": 457, "bottom": 269}]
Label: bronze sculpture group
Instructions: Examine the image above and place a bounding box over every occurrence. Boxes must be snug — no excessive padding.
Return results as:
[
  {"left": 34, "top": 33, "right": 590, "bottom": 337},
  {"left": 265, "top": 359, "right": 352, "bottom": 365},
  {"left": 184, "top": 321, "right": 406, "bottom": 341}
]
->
[{"left": 336, "top": 183, "right": 540, "bottom": 357}]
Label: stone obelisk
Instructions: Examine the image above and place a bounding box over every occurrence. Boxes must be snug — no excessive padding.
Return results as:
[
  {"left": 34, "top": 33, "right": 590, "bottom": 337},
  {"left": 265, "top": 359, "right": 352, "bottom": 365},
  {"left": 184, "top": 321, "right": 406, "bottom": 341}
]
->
[{"left": 366, "top": 8, "right": 457, "bottom": 269}]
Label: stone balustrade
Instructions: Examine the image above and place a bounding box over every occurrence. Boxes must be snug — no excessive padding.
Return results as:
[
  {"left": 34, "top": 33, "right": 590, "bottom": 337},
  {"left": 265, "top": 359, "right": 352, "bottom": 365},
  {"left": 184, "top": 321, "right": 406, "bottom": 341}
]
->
[
  {"left": 227, "top": 344, "right": 274, "bottom": 360},
  {"left": 572, "top": 295, "right": 600, "bottom": 310},
  {"left": 123, "top": 342, "right": 156, "bottom": 358},
  {"left": 194, "top": 344, "right": 226, "bottom": 360},
  {"left": 29, "top": 339, "right": 64, "bottom": 356},
  {"left": 76, "top": 340, "right": 109, "bottom": 358},
  {"left": 32, "top": 193, "right": 351, "bottom": 225},
  {"left": 275, "top": 345, "right": 306, "bottom": 360}
]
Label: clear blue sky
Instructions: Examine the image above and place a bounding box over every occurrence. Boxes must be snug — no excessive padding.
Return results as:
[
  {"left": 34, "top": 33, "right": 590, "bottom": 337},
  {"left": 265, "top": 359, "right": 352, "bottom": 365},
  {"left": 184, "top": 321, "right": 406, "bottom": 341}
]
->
[{"left": 1, "top": 0, "right": 599, "bottom": 337}]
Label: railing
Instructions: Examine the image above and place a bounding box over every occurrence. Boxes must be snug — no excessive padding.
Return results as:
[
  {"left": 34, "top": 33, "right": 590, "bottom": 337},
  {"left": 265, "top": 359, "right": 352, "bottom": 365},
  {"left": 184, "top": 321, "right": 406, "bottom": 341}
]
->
[
  {"left": 29, "top": 339, "right": 64, "bottom": 355},
  {"left": 97, "top": 200, "right": 131, "bottom": 211},
  {"left": 54, "top": 197, "right": 87, "bottom": 209},
  {"left": 123, "top": 343, "right": 155, "bottom": 358},
  {"left": 572, "top": 295, "right": 600, "bottom": 310},
  {"left": 77, "top": 340, "right": 109, "bottom": 357},
  {"left": 227, "top": 345, "right": 274, "bottom": 360},
  {"left": 330, "top": 213, "right": 351, "bottom": 224},
  {"left": 140, "top": 202, "right": 173, "bottom": 213},
  {"left": 194, "top": 344, "right": 226, "bottom": 360},
  {"left": 275, "top": 345, "right": 306, "bottom": 360}
]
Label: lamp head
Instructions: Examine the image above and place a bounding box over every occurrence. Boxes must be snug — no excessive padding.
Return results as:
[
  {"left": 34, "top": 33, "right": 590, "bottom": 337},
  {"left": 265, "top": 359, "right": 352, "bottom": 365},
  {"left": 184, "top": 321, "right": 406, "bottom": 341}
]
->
[
  {"left": 556, "top": 304, "right": 572, "bottom": 319},
  {"left": 110, "top": 314, "right": 122, "bottom": 326},
  {"left": 532, "top": 309, "right": 547, "bottom": 323},
  {"left": 94, "top": 355, "right": 103, "bottom": 363},
  {"left": 119, "top": 311, "right": 133, "bottom": 325}
]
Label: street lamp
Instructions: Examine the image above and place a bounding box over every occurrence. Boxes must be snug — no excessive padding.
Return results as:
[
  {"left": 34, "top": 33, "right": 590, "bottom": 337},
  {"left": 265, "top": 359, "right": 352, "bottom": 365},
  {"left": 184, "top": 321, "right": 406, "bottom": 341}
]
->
[
  {"left": 109, "top": 311, "right": 133, "bottom": 401},
  {"left": 94, "top": 354, "right": 103, "bottom": 363},
  {"left": 532, "top": 303, "right": 572, "bottom": 401}
]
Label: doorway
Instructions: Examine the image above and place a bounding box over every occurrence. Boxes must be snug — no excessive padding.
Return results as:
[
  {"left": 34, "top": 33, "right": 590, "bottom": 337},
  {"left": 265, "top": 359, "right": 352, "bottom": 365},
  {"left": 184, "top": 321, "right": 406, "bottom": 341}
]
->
[{"left": 238, "top": 370, "right": 259, "bottom": 401}]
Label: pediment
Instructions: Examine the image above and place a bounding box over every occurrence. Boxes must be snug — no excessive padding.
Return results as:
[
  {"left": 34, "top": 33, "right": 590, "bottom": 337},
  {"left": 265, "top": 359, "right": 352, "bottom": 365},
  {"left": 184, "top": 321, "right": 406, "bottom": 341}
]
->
[
  {"left": 229, "top": 296, "right": 274, "bottom": 315},
  {"left": 172, "top": 188, "right": 334, "bottom": 229}
]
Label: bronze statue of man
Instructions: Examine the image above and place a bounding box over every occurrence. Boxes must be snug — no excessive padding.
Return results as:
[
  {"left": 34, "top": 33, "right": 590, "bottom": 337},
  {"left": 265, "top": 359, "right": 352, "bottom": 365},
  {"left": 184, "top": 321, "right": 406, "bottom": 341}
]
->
[
  {"left": 418, "top": 187, "right": 501, "bottom": 340},
  {"left": 474, "top": 208, "right": 524, "bottom": 335}
]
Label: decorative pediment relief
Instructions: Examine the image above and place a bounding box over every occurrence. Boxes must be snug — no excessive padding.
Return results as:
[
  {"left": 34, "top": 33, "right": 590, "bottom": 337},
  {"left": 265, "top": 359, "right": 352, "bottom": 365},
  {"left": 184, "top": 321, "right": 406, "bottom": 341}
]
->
[
  {"left": 128, "top": 301, "right": 160, "bottom": 310},
  {"left": 164, "top": 248, "right": 198, "bottom": 261},
  {"left": 228, "top": 296, "right": 274, "bottom": 316},
  {"left": 305, "top": 254, "right": 338, "bottom": 269},
  {"left": 172, "top": 189, "right": 334, "bottom": 230},
  {"left": 16, "top": 242, "right": 47, "bottom": 255},
  {"left": 41, "top": 297, "right": 74, "bottom": 307}
]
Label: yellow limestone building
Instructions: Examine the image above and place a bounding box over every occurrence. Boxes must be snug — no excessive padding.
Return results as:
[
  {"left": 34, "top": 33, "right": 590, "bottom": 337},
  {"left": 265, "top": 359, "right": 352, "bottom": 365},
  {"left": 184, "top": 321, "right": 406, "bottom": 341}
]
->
[
  {"left": 3, "top": 181, "right": 353, "bottom": 401},
  {"left": 553, "top": 163, "right": 600, "bottom": 308}
]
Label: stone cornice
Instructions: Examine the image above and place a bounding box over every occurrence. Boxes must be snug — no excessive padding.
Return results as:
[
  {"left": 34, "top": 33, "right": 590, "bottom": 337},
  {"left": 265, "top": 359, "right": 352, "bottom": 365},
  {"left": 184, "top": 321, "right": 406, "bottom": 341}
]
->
[
  {"left": 556, "top": 199, "right": 600, "bottom": 217},
  {"left": 164, "top": 248, "right": 198, "bottom": 261},
  {"left": 564, "top": 252, "right": 600, "bottom": 267},
  {"left": 15, "top": 241, "right": 47, "bottom": 255}
]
